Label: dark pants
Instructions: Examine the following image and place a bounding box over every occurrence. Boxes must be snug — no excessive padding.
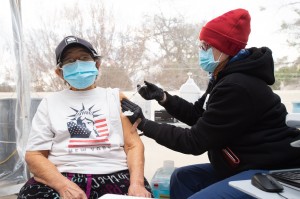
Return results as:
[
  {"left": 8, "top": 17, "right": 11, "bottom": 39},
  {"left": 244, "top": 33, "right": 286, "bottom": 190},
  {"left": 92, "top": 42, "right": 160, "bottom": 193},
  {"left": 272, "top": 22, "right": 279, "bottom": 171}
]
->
[
  {"left": 170, "top": 163, "right": 267, "bottom": 199},
  {"left": 18, "top": 170, "right": 153, "bottom": 199}
]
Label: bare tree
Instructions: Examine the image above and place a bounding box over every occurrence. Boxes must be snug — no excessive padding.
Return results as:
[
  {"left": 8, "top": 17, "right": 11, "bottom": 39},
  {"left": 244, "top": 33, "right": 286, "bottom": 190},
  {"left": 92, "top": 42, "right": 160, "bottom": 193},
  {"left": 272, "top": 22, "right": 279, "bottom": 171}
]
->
[
  {"left": 24, "top": 1, "right": 142, "bottom": 91},
  {"left": 139, "top": 13, "right": 209, "bottom": 90},
  {"left": 271, "top": 1, "right": 300, "bottom": 89},
  {"left": 22, "top": 1, "right": 210, "bottom": 92},
  {"left": 0, "top": 41, "right": 16, "bottom": 92},
  {"left": 281, "top": 2, "right": 300, "bottom": 63},
  {"left": 4, "top": 1, "right": 300, "bottom": 92}
]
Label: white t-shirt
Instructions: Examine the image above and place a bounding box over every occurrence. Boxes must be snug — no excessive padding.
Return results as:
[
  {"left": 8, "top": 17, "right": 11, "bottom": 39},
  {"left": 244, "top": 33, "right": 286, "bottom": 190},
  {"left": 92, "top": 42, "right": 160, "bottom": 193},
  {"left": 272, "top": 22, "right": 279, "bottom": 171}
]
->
[{"left": 26, "top": 87, "right": 128, "bottom": 174}]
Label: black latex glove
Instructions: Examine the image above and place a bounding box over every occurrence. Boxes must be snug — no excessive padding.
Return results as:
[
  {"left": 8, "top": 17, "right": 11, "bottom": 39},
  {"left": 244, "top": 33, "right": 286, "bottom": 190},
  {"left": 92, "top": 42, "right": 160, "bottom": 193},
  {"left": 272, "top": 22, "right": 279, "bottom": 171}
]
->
[
  {"left": 121, "top": 98, "right": 147, "bottom": 131},
  {"left": 138, "top": 81, "right": 164, "bottom": 101}
]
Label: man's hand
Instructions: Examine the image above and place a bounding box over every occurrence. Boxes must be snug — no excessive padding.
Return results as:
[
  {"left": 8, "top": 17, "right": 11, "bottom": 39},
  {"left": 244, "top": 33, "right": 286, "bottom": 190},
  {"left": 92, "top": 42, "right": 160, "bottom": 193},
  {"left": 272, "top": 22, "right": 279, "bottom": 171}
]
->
[
  {"left": 34, "top": 176, "right": 87, "bottom": 199},
  {"left": 121, "top": 98, "right": 146, "bottom": 131},
  {"left": 138, "top": 81, "right": 164, "bottom": 101},
  {"left": 128, "top": 184, "right": 152, "bottom": 198},
  {"left": 58, "top": 183, "right": 87, "bottom": 199}
]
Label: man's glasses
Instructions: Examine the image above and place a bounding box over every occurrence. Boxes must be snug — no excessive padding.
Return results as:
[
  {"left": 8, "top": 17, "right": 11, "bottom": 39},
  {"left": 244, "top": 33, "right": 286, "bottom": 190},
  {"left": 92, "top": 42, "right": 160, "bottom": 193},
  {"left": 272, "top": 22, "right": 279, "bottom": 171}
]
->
[
  {"left": 59, "top": 54, "right": 94, "bottom": 67},
  {"left": 199, "top": 41, "right": 211, "bottom": 51}
]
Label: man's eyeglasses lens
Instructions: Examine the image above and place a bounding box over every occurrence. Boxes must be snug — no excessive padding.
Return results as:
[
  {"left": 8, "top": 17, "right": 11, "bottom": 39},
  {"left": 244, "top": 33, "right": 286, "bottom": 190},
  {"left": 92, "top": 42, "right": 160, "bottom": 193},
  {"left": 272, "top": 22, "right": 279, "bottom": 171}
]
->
[{"left": 61, "top": 55, "right": 94, "bottom": 67}]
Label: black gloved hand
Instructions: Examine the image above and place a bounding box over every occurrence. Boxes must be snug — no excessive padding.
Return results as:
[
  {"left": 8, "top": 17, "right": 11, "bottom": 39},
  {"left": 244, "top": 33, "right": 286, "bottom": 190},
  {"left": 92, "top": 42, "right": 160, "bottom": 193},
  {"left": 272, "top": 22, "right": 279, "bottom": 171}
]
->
[
  {"left": 138, "top": 81, "right": 164, "bottom": 101},
  {"left": 121, "top": 98, "right": 147, "bottom": 131}
]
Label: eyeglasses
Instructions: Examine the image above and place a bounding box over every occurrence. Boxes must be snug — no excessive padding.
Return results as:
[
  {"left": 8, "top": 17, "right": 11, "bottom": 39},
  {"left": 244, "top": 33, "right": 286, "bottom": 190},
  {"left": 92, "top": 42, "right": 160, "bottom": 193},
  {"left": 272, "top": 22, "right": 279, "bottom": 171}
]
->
[
  {"left": 59, "top": 54, "right": 94, "bottom": 67},
  {"left": 199, "top": 41, "right": 211, "bottom": 51}
]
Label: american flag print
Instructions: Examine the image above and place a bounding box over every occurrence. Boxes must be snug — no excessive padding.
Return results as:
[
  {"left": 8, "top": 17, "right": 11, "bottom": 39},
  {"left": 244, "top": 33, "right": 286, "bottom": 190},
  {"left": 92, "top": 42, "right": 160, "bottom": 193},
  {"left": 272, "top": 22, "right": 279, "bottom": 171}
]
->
[{"left": 66, "top": 103, "right": 111, "bottom": 148}]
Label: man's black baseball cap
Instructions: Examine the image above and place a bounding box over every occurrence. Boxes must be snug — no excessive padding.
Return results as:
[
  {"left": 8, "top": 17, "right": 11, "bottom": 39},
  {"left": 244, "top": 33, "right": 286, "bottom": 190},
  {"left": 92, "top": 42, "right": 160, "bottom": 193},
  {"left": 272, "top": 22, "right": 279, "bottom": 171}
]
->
[{"left": 55, "top": 35, "right": 100, "bottom": 65}]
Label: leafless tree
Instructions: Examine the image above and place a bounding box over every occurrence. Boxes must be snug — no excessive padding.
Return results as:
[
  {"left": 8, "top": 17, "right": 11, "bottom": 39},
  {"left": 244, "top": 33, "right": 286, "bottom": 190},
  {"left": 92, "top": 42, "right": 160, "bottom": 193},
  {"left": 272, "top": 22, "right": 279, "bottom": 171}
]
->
[
  {"left": 24, "top": 1, "right": 137, "bottom": 91},
  {"left": 0, "top": 41, "right": 16, "bottom": 92},
  {"left": 281, "top": 2, "right": 300, "bottom": 64},
  {"left": 22, "top": 1, "right": 209, "bottom": 92},
  {"left": 139, "top": 13, "right": 209, "bottom": 90}
]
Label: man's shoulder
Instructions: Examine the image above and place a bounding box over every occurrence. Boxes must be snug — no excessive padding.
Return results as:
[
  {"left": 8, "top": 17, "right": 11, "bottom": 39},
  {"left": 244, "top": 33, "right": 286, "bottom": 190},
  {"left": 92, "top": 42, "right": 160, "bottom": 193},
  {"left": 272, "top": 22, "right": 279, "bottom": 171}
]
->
[{"left": 41, "top": 90, "right": 72, "bottom": 103}]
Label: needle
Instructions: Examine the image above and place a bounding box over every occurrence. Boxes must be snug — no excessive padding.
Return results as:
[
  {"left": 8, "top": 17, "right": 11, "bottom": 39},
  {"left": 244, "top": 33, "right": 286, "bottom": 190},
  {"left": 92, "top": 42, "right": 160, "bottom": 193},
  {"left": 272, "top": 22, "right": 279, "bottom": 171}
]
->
[
  {"left": 128, "top": 84, "right": 145, "bottom": 100},
  {"left": 123, "top": 84, "right": 146, "bottom": 116}
]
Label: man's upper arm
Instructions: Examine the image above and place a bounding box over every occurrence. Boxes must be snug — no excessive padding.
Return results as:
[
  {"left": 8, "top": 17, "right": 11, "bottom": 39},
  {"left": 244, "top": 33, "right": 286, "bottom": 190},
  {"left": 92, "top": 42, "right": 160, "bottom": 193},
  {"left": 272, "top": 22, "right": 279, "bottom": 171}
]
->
[
  {"left": 25, "top": 150, "right": 49, "bottom": 162},
  {"left": 119, "top": 92, "right": 143, "bottom": 152}
]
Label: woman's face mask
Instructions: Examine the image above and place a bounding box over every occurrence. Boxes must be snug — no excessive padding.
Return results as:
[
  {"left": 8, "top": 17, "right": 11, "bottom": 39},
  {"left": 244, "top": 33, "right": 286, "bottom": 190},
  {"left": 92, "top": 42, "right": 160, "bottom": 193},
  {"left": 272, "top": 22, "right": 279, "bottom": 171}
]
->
[
  {"left": 62, "top": 60, "right": 98, "bottom": 89},
  {"left": 199, "top": 48, "right": 222, "bottom": 73}
]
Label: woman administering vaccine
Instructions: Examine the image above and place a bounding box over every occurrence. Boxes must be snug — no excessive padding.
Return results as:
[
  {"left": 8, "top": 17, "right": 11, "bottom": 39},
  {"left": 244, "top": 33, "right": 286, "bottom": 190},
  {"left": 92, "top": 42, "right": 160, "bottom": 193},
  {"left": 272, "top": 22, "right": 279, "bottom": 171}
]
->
[{"left": 121, "top": 8, "right": 300, "bottom": 198}]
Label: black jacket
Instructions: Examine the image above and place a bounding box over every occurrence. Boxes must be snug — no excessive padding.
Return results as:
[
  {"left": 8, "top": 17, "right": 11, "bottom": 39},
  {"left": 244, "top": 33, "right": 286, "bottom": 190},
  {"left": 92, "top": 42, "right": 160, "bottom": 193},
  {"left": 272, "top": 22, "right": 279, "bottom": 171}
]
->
[{"left": 143, "top": 47, "right": 300, "bottom": 177}]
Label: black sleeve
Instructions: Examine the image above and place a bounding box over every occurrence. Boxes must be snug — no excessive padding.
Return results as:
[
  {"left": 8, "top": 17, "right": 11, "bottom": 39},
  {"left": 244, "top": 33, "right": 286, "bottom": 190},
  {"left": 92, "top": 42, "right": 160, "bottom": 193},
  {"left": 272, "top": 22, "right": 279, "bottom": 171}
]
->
[
  {"left": 160, "top": 92, "right": 206, "bottom": 126},
  {"left": 142, "top": 82, "right": 255, "bottom": 154},
  {"left": 142, "top": 120, "right": 207, "bottom": 155},
  {"left": 160, "top": 80, "right": 214, "bottom": 126}
]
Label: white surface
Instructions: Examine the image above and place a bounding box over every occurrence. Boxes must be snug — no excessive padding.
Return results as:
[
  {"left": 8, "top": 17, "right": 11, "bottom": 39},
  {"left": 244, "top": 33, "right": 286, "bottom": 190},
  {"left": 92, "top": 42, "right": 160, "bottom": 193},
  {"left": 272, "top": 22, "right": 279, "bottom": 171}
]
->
[
  {"left": 290, "top": 140, "right": 300, "bottom": 147},
  {"left": 229, "top": 180, "right": 300, "bottom": 199},
  {"left": 285, "top": 113, "right": 300, "bottom": 127},
  {"left": 285, "top": 113, "right": 300, "bottom": 147},
  {"left": 0, "top": 183, "right": 24, "bottom": 197},
  {"left": 141, "top": 135, "right": 209, "bottom": 181},
  {"left": 99, "top": 194, "right": 153, "bottom": 199},
  {"left": 179, "top": 75, "right": 203, "bottom": 103}
]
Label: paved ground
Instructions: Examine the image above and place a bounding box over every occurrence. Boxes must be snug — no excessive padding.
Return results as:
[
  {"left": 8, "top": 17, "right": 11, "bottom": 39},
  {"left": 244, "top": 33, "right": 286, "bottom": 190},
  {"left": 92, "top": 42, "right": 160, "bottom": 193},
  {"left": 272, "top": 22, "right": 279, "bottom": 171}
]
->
[{"left": 0, "top": 195, "right": 17, "bottom": 199}]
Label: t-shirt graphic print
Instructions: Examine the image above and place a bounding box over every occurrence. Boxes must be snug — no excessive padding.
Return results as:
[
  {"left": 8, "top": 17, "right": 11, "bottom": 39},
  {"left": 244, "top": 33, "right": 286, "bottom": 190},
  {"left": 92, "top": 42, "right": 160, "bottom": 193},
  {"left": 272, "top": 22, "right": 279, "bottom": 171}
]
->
[{"left": 66, "top": 103, "right": 111, "bottom": 148}]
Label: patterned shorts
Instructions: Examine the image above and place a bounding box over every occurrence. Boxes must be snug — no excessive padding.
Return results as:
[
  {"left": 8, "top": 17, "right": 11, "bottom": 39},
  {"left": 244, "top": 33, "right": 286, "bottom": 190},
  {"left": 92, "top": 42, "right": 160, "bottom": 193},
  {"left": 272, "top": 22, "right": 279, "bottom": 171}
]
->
[{"left": 18, "top": 170, "right": 153, "bottom": 199}]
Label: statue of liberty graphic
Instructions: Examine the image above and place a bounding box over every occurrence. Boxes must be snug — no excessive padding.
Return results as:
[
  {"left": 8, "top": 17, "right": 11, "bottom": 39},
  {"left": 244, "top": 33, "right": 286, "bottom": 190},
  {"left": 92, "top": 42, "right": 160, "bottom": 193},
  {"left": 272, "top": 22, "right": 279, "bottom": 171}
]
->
[{"left": 67, "top": 104, "right": 102, "bottom": 139}]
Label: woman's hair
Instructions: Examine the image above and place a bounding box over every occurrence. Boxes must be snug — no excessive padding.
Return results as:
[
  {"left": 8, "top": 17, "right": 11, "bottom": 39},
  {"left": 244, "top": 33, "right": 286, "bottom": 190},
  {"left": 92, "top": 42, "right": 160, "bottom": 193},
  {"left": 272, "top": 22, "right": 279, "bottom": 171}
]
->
[{"left": 213, "top": 56, "right": 231, "bottom": 78}]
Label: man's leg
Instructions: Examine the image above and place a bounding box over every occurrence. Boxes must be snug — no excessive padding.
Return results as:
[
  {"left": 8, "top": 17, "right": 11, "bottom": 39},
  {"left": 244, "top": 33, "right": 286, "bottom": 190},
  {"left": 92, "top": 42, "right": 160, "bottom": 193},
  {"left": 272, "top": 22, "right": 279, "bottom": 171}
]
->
[{"left": 18, "top": 177, "right": 60, "bottom": 199}]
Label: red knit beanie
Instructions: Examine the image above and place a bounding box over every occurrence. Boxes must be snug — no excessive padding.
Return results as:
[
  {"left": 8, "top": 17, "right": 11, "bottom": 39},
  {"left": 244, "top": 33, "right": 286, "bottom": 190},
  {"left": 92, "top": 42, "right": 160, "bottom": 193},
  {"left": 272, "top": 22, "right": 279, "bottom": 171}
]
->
[{"left": 199, "top": 8, "right": 251, "bottom": 56}]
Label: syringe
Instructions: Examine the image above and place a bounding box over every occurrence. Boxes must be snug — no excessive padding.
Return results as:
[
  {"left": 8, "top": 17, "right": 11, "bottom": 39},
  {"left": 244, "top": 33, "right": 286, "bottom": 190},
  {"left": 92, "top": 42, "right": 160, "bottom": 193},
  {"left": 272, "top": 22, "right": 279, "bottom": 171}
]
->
[
  {"left": 123, "top": 84, "right": 146, "bottom": 116},
  {"left": 128, "top": 83, "right": 146, "bottom": 100}
]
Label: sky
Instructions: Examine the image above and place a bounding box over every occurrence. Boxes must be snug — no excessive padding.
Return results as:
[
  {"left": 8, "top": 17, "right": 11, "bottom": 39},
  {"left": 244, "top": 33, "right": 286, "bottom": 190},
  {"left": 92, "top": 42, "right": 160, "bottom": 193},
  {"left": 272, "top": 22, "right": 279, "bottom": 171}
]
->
[
  {"left": 1, "top": 0, "right": 299, "bottom": 62},
  {"left": 104, "top": 0, "right": 299, "bottom": 62}
]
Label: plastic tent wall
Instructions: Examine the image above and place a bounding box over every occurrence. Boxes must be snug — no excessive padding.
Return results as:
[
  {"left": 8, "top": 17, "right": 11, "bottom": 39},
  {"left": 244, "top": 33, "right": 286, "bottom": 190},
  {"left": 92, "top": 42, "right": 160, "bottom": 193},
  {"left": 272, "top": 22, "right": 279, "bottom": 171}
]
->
[{"left": 0, "top": 0, "right": 31, "bottom": 194}]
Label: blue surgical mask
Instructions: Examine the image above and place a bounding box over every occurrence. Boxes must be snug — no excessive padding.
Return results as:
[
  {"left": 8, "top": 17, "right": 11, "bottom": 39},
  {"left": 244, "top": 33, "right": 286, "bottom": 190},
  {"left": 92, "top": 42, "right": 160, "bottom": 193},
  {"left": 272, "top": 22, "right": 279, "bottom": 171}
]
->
[
  {"left": 62, "top": 60, "right": 98, "bottom": 89},
  {"left": 199, "top": 48, "right": 222, "bottom": 73}
]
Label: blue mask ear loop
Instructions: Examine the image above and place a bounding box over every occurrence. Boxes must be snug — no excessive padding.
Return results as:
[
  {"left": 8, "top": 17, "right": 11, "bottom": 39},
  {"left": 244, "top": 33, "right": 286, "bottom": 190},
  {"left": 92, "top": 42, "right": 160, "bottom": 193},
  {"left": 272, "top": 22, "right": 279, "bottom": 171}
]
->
[
  {"left": 211, "top": 46, "right": 223, "bottom": 63},
  {"left": 211, "top": 46, "right": 223, "bottom": 62},
  {"left": 216, "top": 52, "right": 223, "bottom": 62}
]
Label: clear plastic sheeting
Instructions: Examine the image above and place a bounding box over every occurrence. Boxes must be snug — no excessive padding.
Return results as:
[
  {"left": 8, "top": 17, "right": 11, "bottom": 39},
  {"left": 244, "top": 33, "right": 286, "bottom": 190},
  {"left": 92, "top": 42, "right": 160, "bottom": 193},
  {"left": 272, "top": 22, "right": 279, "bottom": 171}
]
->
[{"left": 0, "top": 0, "right": 31, "bottom": 188}]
